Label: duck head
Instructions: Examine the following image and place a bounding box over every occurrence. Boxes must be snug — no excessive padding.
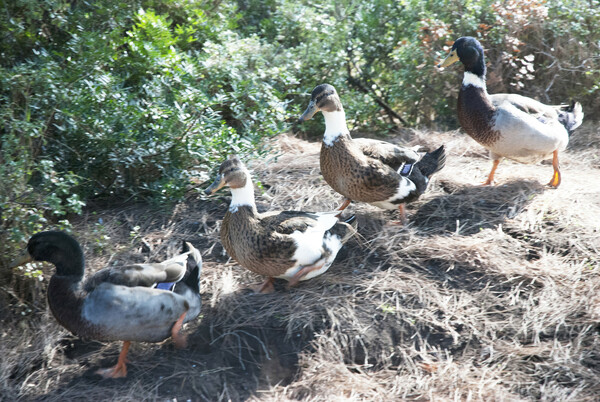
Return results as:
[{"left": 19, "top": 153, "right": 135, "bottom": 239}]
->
[
  {"left": 204, "top": 156, "right": 255, "bottom": 212},
  {"left": 438, "top": 36, "right": 486, "bottom": 78},
  {"left": 180, "top": 241, "right": 202, "bottom": 293},
  {"left": 298, "top": 84, "right": 344, "bottom": 122},
  {"left": 299, "top": 84, "right": 349, "bottom": 146},
  {"left": 11, "top": 231, "right": 85, "bottom": 277},
  {"left": 203, "top": 155, "right": 249, "bottom": 195}
]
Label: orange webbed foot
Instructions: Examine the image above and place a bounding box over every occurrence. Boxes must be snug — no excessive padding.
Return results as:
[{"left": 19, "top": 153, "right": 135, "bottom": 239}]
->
[
  {"left": 547, "top": 172, "right": 561, "bottom": 188},
  {"left": 96, "top": 363, "right": 128, "bottom": 379},
  {"left": 335, "top": 198, "right": 352, "bottom": 217},
  {"left": 386, "top": 204, "right": 407, "bottom": 226},
  {"left": 287, "top": 261, "right": 326, "bottom": 288},
  {"left": 96, "top": 341, "right": 130, "bottom": 378},
  {"left": 481, "top": 159, "right": 500, "bottom": 186},
  {"left": 547, "top": 150, "right": 561, "bottom": 188},
  {"left": 251, "top": 277, "right": 275, "bottom": 294}
]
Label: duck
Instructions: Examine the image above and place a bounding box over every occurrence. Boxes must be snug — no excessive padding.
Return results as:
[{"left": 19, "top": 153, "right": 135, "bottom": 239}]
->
[
  {"left": 10, "top": 231, "right": 202, "bottom": 378},
  {"left": 204, "top": 155, "right": 357, "bottom": 293},
  {"left": 438, "top": 36, "right": 584, "bottom": 187},
  {"left": 298, "top": 84, "right": 446, "bottom": 222}
]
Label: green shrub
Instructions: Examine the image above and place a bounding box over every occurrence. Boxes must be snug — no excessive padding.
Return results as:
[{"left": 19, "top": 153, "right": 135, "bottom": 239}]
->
[
  {"left": 1, "top": 0, "right": 598, "bottom": 267},
  {"left": 0, "top": 0, "right": 289, "bottom": 263}
]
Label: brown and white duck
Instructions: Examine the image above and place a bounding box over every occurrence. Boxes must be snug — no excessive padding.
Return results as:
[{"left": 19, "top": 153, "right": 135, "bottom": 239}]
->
[
  {"left": 10, "top": 231, "right": 202, "bottom": 378},
  {"left": 438, "top": 36, "right": 584, "bottom": 187},
  {"left": 204, "top": 156, "right": 357, "bottom": 293},
  {"left": 298, "top": 84, "right": 446, "bottom": 222}
]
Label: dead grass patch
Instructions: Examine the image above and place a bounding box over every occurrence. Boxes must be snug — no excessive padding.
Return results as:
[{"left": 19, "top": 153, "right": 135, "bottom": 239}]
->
[{"left": 1, "top": 129, "right": 599, "bottom": 400}]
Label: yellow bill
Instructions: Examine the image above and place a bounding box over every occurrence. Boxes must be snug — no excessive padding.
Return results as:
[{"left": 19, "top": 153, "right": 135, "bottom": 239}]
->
[{"left": 438, "top": 49, "right": 459, "bottom": 68}]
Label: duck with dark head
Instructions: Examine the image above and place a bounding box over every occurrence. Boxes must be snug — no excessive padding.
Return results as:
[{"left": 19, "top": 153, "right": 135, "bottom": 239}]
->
[
  {"left": 438, "top": 36, "right": 583, "bottom": 187},
  {"left": 11, "top": 231, "right": 202, "bottom": 378}
]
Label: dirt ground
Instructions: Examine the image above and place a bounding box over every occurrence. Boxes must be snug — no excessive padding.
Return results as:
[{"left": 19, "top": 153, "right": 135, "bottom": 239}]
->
[{"left": 1, "top": 125, "right": 599, "bottom": 401}]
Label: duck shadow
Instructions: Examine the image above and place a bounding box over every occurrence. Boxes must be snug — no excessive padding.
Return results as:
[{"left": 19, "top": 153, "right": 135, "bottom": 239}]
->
[
  {"left": 38, "top": 285, "right": 321, "bottom": 401},
  {"left": 411, "top": 179, "right": 546, "bottom": 236},
  {"left": 150, "top": 287, "right": 320, "bottom": 400},
  {"left": 396, "top": 179, "right": 550, "bottom": 303}
]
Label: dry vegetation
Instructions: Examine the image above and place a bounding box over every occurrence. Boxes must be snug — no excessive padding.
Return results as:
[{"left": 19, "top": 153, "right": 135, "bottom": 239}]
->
[{"left": 1, "top": 126, "right": 600, "bottom": 401}]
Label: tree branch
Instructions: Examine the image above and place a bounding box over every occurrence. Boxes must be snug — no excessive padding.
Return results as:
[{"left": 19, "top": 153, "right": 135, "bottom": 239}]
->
[{"left": 346, "top": 55, "right": 408, "bottom": 127}]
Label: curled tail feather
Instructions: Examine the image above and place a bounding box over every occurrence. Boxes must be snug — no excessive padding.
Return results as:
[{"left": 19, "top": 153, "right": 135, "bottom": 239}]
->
[
  {"left": 181, "top": 241, "right": 202, "bottom": 294},
  {"left": 416, "top": 146, "right": 446, "bottom": 178},
  {"left": 559, "top": 101, "right": 584, "bottom": 136},
  {"left": 328, "top": 214, "right": 358, "bottom": 243}
]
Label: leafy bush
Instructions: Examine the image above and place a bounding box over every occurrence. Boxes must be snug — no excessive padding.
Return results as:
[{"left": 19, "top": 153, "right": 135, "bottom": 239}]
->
[
  {"left": 1, "top": 0, "right": 598, "bottom": 265},
  {"left": 0, "top": 0, "right": 288, "bottom": 260}
]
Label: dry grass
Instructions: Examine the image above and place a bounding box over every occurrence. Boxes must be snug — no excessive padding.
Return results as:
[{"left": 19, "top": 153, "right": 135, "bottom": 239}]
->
[{"left": 1, "top": 125, "right": 599, "bottom": 401}]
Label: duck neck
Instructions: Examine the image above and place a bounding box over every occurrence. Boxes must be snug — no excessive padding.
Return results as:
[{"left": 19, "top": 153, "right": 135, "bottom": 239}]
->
[
  {"left": 322, "top": 110, "right": 350, "bottom": 147},
  {"left": 229, "top": 173, "right": 257, "bottom": 214},
  {"left": 47, "top": 275, "right": 87, "bottom": 335},
  {"left": 462, "top": 71, "right": 488, "bottom": 94}
]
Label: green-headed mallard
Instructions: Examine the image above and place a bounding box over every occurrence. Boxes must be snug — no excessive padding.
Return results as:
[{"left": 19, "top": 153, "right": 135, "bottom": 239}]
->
[
  {"left": 438, "top": 36, "right": 584, "bottom": 187},
  {"left": 204, "top": 156, "right": 357, "bottom": 293},
  {"left": 298, "top": 84, "right": 446, "bottom": 222},
  {"left": 10, "top": 231, "right": 202, "bottom": 378}
]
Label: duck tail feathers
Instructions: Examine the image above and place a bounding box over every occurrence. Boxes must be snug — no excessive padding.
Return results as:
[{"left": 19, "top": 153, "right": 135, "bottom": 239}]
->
[
  {"left": 416, "top": 145, "right": 446, "bottom": 178},
  {"left": 328, "top": 214, "right": 358, "bottom": 243},
  {"left": 181, "top": 241, "right": 202, "bottom": 293},
  {"left": 560, "top": 101, "right": 584, "bottom": 135},
  {"left": 182, "top": 262, "right": 201, "bottom": 294}
]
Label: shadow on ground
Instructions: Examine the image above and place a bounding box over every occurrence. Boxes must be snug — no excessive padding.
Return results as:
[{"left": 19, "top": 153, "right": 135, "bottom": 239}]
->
[{"left": 411, "top": 179, "right": 546, "bottom": 235}]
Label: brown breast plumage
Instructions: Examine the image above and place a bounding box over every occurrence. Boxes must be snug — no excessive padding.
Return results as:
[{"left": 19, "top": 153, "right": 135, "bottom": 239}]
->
[
  {"left": 48, "top": 276, "right": 107, "bottom": 339},
  {"left": 220, "top": 207, "right": 297, "bottom": 277},
  {"left": 458, "top": 86, "right": 501, "bottom": 147}
]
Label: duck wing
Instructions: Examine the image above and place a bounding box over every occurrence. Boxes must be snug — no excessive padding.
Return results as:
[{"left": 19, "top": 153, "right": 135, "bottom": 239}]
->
[
  {"left": 81, "top": 244, "right": 202, "bottom": 341},
  {"left": 84, "top": 245, "right": 201, "bottom": 292},
  {"left": 490, "top": 93, "right": 561, "bottom": 122},
  {"left": 259, "top": 211, "right": 348, "bottom": 267},
  {"left": 352, "top": 138, "right": 420, "bottom": 170},
  {"left": 259, "top": 210, "right": 337, "bottom": 235},
  {"left": 492, "top": 94, "right": 583, "bottom": 136}
]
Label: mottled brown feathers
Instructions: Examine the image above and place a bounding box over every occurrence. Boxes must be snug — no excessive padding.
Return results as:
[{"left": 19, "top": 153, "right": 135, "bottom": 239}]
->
[
  {"left": 320, "top": 135, "right": 399, "bottom": 203},
  {"left": 220, "top": 207, "right": 300, "bottom": 277},
  {"left": 220, "top": 205, "right": 357, "bottom": 279},
  {"left": 352, "top": 138, "right": 419, "bottom": 171}
]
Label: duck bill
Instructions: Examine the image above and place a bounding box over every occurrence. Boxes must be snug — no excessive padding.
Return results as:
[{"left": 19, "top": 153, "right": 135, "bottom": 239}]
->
[
  {"left": 10, "top": 250, "right": 33, "bottom": 268},
  {"left": 438, "top": 50, "right": 459, "bottom": 68},
  {"left": 204, "top": 174, "right": 226, "bottom": 195},
  {"left": 298, "top": 100, "right": 318, "bottom": 122}
]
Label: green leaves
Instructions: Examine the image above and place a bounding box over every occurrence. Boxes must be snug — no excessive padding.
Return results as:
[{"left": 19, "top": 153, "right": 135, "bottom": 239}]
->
[
  {"left": 1, "top": 0, "right": 598, "bottom": 268},
  {"left": 1, "top": 1, "right": 299, "bottom": 264}
]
